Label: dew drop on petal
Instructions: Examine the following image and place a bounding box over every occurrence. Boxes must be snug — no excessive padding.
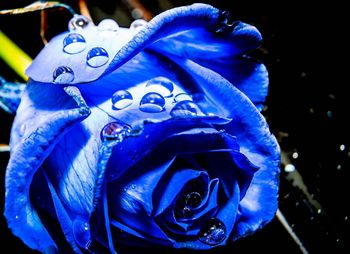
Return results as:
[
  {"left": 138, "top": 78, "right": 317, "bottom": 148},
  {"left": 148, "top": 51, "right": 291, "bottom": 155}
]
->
[
  {"left": 174, "top": 93, "right": 192, "bottom": 102},
  {"left": 139, "top": 92, "right": 165, "bottom": 113},
  {"left": 73, "top": 218, "right": 90, "bottom": 249},
  {"left": 53, "top": 66, "right": 74, "bottom": 84},
  {"left": 63, "top": 33, "right": 86, "bottom": 54},
  {"left": 87, "top": 47, "right": 109, "bottom": 68},
  {"left": 101, "top": 121, "right": 131, "bottom": 141},
  {"left": 111, "top": 90, "right": 133, "bottom": 110},
  {"left": 130, "top": 19, "right": 148, "bottom": 34},
  {"left": 145, "top": 77, "right": 174, "bottom": 97},
  {"left": 185, "top": 191, "right": 202, "bottom": 208},
  {"left": 98, "top": 19, "right": 119, "bottom": 33},
  {"left": 69, "top": 15, "right": 90, "bottom": 31},
  {"left": 198, "top": 218, "right": 227, "bottom": 245},
  {"left": 170, "top": 100, "right": 202, "bottom": 118},
  {"left": 182, "top": 206, "right": 194, "bottom": 218}
]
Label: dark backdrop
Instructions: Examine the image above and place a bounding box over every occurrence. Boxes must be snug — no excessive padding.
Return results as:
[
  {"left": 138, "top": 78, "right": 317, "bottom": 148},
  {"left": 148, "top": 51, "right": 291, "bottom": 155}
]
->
[{"left": 0, "top": 1, "right": 348, "bottom": 253}]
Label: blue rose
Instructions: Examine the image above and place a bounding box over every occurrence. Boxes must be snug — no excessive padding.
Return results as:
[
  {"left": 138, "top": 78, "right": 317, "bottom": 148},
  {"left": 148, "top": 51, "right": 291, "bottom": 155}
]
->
[{"left": 4, "top": 3, "right": 280, "bottom": 253}]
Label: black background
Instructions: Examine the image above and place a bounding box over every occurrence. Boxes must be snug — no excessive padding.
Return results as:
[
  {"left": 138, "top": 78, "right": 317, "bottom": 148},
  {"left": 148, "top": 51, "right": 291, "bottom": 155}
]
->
[{"left": 0, "top": 1, "right": 348, "bottom": 253}]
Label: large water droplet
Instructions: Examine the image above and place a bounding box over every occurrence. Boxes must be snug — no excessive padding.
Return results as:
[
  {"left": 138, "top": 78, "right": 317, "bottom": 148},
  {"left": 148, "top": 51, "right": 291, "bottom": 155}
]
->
[
  {"left": 139, "top": 92, "right": 165, "bottom": 113},
  {"left": 53, "top": 66, "right": 74, "bottom": 84},
  {"left": 185, "top": 191, "right": 202, "bottom": 208},
  {"left": 112, "top": 90, "right": 133, "bottom": 110},
  {"left": 69, "top": 15, "right": 90, "bottom": 31},
  {"left": 145, "top": 77, "right": 174, "bottom": 97},
  {"left": 63, "top": 33, "right": 86, "bottom": 54},
  {"left": 98, "top": 19, "right": 119, "bottom": 34},
  {"left": 198, "top": 218, "right": 227, "bottom": 245},
  {"left": 87, "top": 47, "right": 109, "bottom": 68},
  {"left": 174, "top": 93, "right": 192, "bottom": 102},
  {"left": 170, "top": 100, "right": 202, "bottom": 118},
  {"left": 101, "top": 121, "right": 131, "bottom": 141},
  {"left": 73, "top": 218, "right": 90, "bottom": 249},
  {"left": 130, "top": 19, "right": 148, "bottom": 34}
]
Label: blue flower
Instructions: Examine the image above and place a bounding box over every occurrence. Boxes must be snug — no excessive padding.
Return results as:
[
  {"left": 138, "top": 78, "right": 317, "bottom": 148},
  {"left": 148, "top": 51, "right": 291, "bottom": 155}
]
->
[{"left": 4, "top": 3, "right": 280, "bottom": 253}]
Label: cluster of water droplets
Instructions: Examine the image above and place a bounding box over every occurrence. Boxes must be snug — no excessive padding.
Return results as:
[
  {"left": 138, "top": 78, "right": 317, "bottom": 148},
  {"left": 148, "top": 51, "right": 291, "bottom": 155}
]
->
[
  {"left": 53, "top": 15, "right": 148, "bottom": 84},
  {"left": 171, "top": 179, "right": 227, "bottom": 245},
  {"left": 110, "top": 76, "right": 204, "bottom": 119}
]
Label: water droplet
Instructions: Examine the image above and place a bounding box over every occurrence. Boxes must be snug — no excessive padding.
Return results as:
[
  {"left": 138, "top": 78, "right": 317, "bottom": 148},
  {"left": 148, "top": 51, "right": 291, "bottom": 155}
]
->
[
  {"left": 174, "top": 93, "right": 192, "bottom": 102},
  {"left": 73, "top": 218, "right": 90, "bottom": 249},
  {"left": 139, "top": 92, "right": 165, "bottom": 113},
  {"left": 130, "top": 19, "right": 148, "bottom": 34},
  {"left": 63, "top": 33, "right": 86, "bottom": 54},
  {"left": 182, "top": 206, "right": 194, "bottom": 218},
  {"left": 69, "top": 15, "right": 90, "bottom": 31},
  {"left": 340, "top": 144, "right": 345, "bottom": 151},
  {"left": 101, "top": 121, "right": 131, "bottom": 142},
  {"left": 87, "top": 47, "right": 109, "bottom": 68},
  {"left": 145, "top": 77, "right": 174, "bottom": 97},
  {"left": 170, "top": 100, "right": 202, "bottom": 118},
  {"left": 111, "top": 90, "right": 133, "bottom": 110},
  {"left": 284, "top": 164, "right": 296, "bottom": 173},
  {"left": 98, "top": 19, "right": 119, "bottom": 34},
  {"left": 53, "top": 66, "right": 74, "bottom": 84},
  {"left": 198, "top": 218, "right": 227, "bottom": 245},
  {"left": 292, "top": 152, "right": 299, "bottom": 159},
  {"left": 185, "top": 192, "right": 202, "bottom": 208}
]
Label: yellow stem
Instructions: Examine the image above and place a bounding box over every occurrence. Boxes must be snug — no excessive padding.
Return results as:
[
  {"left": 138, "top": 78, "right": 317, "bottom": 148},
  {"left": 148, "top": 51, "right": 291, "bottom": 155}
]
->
[{"left": 0, "top": 30, "right": 32, "bottom": 81}]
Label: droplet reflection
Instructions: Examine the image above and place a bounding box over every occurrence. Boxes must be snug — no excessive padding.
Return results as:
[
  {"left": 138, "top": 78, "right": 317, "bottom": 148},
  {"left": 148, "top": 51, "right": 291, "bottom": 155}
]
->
[
  {"left": 53, "top": 66, "right": 74, "bottom": 84},
  {"left": 139, "top": 92, "right": 165, "bottom": 113},
  {"left": 170, "top": 100, "right": 202, "bottom": 118},
  {"left": 145, "top": 77, "right": 174, "bottom": 97},
  {"left": 111, "top": 90, "right": 133, "bottom": 110},
  {"left": 87, "top": 47, "right": 109, "bottom": 68},
  {"left": 63, "top": 33, "right": 86, "bottom": 54},
  {"left": 101, "top": 121, "right": 131, "bottom": 142},
  {"left": 198, "top": 218, "right": 227, "bottom": 245}
]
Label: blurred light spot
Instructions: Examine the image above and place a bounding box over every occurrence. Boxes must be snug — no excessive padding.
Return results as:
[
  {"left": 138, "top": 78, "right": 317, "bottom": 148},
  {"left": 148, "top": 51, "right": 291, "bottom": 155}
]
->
[
  {"left": 292, "top": 152, "right": 299, "bottom": 159},
  {"left": 327, "top": 111, "right": 333, "bottom": 118},
  {"left": 284, "top": 164, "right": 296, "bottom": 172},
  {"left": 337, "top": 164, "right": 342, "bottom": 170},
  {"left": 340, "top": 144, "right": 345, "bottom": 151},
  {"left": 300, "top": 72, "right": 306, "bottom": 78},
  {"left": 131, "top": 8, "right": 143, "bottom": 19}
]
